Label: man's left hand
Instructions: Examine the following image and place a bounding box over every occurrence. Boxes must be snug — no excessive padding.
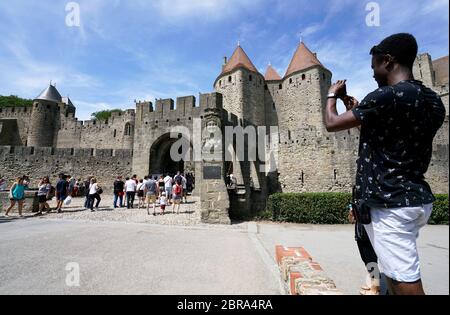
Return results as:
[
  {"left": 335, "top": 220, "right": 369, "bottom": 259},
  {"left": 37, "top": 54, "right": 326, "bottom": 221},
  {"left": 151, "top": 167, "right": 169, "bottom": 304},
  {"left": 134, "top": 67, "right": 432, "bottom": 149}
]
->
[{"left": 329, "top": 80, "right": 347, "bottom": 97}]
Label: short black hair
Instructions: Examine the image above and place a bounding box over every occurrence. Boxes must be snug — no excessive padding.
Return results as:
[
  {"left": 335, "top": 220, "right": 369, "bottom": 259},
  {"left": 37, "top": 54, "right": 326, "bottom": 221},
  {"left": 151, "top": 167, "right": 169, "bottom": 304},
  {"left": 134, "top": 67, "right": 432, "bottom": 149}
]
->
[{"left": 370, "top": 33, "right": 418, "bottom": 69}]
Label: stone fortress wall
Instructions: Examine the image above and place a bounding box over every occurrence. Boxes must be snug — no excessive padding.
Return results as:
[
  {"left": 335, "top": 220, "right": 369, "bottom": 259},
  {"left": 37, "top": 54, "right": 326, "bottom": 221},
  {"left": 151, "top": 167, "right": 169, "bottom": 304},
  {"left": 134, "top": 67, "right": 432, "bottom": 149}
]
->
[
  {"left": 0, "top": 44, "right": 448, "bottom": 220},
  {"left": 0, "top": 146, "right": 132, "bottom": 191}
]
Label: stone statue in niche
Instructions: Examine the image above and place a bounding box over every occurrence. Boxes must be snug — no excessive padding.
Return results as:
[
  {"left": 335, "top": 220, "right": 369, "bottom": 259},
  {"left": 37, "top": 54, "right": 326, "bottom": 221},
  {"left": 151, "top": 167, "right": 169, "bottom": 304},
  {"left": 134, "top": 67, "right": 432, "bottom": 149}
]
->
[{"left": 202, "top": 117, "right": 223, "bottom": 156}]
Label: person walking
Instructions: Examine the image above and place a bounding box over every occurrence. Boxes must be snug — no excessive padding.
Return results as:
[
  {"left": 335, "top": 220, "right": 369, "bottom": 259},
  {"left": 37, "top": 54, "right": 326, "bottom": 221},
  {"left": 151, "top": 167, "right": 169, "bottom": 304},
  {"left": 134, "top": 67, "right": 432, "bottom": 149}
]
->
[
  {"left": 159, "top": 192, "right": 168, "bottom": 216},
  {"left": 324, "top": 33, "right": 446, "bottom": 295},
  {"left": 186, "top": 173, "right": 193, "bottom": 194},
  {"left": 158, "top": 175, "right": 165, "bottom": 198},
  {"left": 180, "top": 173, "right": 188, "bottom": 203},
  {"left": 172, "top": 180, "right": 183, "bottom": 214},
  {"left": 113, "top": 176, "right": 125, "bottom": 208},
  {"left": 67, "top": 175, "right": 76, "bottom": 197},
  {"left": 144, "top": 176, "right": 159, "bottom": 216},
  {"left": 4, "top": 177, "right": 26, "bottom": 218},
  {"left": 125, "top": 177, "right": 137, "bottom": 209},
  {"left": 35, "top": 177, "right": 52, "bottom": 216},
  {"left": 83, "top": 176, "right": 92, "bottom": 209},
  {"left": 164, "top": 174, "right": 173, "bottom": 205},
  {"left": 55, "top": 174, "right": 69, "bottom": 213},
  {"left": 88, "top": 178, "right": 102, "bottom": 211},
  {"left": 137, "top": 179, "right": 145, "bottom": 209}
]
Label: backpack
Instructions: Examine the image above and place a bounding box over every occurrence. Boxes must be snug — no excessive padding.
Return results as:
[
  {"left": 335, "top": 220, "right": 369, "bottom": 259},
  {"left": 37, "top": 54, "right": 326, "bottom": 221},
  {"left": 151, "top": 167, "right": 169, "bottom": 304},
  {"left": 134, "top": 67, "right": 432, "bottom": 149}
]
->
[{"left": 174, "top": 185, "right": 182, "bottom": 196}]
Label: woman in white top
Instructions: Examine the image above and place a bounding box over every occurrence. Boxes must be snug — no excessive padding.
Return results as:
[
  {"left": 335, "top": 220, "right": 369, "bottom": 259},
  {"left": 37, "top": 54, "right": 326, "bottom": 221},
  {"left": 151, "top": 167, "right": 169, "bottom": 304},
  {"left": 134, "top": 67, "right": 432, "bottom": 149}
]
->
[
  {"left": 88, "top": 178, "right": 102, "bottom": 212},
  {"left": 125, "top": 177, "right": 137, "bottom": 209},
  {"left": 35, "top": 176, "right": 52, "bottom": 216}
]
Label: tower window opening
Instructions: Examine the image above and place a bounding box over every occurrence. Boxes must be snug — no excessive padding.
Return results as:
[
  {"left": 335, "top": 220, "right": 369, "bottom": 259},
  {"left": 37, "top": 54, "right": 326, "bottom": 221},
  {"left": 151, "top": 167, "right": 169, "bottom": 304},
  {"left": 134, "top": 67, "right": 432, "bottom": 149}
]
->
[
  {"left": 228, "top": 76, "right": 232, "bottom": 83},
  {"left": 249, "top": 75, "right": 253, "bottom": 82},
  {"left": 113, "top": 129, "right": 117, "bottom": 138},
  {"left": 302, "top": 74, "right": 306, "bottom": 80},
  {"left": 125, "top": 123, "right": 133, "bottom": 136},
  {"left": 279, "top": 84, "right": 282, "bottom": 90},
  {"left": 334, "top": 169, "right": 338, "bottom": 181},
  {"left": 289, "top": 78, "right": 293, "bottom": 84}
]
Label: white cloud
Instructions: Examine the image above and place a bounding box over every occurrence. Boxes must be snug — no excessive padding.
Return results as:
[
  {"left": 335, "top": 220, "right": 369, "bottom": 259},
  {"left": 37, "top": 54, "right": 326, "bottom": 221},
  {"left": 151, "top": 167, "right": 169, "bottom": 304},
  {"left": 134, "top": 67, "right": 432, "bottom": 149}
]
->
[{"left": 301, "top": 24, "right": 324, "bottom": 38}]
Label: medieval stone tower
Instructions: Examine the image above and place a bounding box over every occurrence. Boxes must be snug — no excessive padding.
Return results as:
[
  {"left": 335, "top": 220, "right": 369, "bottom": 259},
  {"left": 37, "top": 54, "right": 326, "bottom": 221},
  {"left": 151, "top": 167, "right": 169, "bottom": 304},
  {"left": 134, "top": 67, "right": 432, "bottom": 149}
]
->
[
  {"left": 27, "top": 85, "right": 61, "bottom": 147},
  {"left": 214, "top": 44, "right": 267, "bottom": 215}
]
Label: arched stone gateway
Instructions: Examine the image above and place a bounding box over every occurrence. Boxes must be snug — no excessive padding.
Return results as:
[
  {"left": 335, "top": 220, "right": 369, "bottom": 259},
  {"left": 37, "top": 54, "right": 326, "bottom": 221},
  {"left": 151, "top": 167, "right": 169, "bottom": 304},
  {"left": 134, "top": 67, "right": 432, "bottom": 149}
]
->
[
  {"left": 130, "top": 94, "right": 233, "bottom": 224},
  {"left": 149, "top": 133, "right": 194, "bottom": 176}
]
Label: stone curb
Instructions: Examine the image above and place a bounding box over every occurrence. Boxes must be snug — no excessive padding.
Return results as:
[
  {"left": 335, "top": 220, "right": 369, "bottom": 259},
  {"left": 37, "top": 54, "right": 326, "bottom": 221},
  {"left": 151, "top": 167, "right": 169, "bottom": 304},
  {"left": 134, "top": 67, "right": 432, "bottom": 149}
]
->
[{"left": 275, "top": 245, "right": 344, "bottom": 295}]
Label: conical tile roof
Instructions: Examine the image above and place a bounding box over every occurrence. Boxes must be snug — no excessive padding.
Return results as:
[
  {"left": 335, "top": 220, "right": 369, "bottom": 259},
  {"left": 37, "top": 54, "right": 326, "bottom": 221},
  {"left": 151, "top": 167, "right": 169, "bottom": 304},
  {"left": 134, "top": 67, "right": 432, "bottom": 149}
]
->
[
  {"left": 285, "top": 42, "right": 323, "bottom": 77},
  {"left": 35, "top": 84, "right": 62, "bottom": 103},
  {"left": 264, "top": 64, "right": 282, "bottom": 81},
  {"left": 221, "top": 45, "right": 259, "bottom": 75}
]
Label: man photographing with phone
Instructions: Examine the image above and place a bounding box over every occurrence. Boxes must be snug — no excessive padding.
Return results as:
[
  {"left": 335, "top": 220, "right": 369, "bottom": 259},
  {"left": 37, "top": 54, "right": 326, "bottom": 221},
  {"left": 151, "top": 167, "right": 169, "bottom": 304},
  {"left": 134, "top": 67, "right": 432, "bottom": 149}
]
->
[{"left": 324, "top": 33, "right": 446, "bottom": 295}]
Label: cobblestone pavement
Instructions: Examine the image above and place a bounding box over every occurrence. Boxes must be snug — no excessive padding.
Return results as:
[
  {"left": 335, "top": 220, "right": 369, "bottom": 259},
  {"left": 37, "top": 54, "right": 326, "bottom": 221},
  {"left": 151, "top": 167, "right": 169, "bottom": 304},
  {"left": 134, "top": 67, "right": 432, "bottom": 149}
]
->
[
  {"left": 0, "top": 195, "right": 204, "bottom": 226},
  {"left": 45, "top": 195, "right": 203, "bottom": 226}
]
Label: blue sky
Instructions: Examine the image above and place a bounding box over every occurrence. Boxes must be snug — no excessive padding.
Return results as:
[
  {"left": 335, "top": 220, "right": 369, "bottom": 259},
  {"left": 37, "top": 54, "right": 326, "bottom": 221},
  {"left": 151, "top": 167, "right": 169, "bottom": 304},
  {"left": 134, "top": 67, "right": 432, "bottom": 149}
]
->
[{"left": 0, "top": 0, "right": 448, "bottom": 120}]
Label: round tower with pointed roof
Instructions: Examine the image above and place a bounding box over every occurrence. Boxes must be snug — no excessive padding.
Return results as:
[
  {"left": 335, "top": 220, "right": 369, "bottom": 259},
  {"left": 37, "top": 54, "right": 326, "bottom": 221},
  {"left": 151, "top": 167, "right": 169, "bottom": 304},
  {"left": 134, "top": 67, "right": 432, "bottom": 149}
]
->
[
  {"left": 214, "top": 44, "right": 266, "bottom": 126},
  {"left": 27, "top": 84, "right": 62, "bottom": 147},
  {"left": 278, "top": 41, "right": 332, "bottom": 132},
  {"left": 214, "top": 44, "right": 267, "bottom": 216},
  {"left": 264, "top": 64, "right": 282, "bottom": 127}
]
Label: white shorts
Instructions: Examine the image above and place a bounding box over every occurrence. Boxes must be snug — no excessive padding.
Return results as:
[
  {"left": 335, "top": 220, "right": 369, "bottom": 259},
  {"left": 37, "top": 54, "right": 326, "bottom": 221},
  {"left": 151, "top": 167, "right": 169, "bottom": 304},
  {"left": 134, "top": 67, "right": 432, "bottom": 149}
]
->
[{"left": 364, "top": 203, "right": 433, "bottom": 283}]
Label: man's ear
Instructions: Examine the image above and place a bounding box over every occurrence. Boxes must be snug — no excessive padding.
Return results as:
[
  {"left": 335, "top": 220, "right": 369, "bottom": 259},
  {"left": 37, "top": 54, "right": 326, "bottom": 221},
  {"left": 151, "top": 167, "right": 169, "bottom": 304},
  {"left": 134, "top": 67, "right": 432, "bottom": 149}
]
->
[{"left": 384, "top": 54, "right": 396, "bottom": 71}]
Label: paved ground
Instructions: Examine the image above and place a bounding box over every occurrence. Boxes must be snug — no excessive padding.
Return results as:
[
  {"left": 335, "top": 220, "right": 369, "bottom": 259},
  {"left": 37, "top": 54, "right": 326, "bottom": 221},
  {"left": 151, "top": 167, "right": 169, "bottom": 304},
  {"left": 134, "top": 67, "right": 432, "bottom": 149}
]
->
[
  {"left": 255, "top": 223, "right": 449, "bottom": 295},
  {"left": 0, "top": 219, "right": 281, "bottom": 295},
  {"left": 0, "top": 198, "right": 448, "bottom": 295}
]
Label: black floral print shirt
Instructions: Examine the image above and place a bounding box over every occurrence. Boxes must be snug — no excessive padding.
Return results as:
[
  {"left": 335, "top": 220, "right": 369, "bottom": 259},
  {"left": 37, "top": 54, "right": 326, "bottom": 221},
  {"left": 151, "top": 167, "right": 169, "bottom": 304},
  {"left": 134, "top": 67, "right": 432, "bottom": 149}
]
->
[{"left": 352, "top": 80, "right": 446, "bottom": 208}]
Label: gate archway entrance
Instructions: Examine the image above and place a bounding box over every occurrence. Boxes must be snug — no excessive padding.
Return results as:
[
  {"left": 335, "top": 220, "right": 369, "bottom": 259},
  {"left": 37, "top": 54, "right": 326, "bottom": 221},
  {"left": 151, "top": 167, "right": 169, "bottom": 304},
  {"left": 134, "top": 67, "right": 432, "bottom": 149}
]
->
[{"left": 149, "top": 133, "right": 193, "bottom": 176}]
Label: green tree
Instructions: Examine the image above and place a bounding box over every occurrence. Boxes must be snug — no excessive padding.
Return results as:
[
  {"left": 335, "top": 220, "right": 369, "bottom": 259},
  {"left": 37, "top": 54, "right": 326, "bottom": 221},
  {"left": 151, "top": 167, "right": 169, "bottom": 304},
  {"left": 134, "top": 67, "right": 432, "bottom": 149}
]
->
[
  {"left": 91, "top": 109, "right": 124, "bottom": 121},
  {"left": 0, "top": 95, "right": 33, "bottom": 108}
]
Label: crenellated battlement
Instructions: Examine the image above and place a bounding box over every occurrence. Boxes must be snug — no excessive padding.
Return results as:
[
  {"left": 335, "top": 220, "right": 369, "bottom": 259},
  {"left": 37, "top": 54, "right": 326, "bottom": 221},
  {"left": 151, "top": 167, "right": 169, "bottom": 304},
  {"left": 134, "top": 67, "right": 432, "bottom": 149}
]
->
[
  {"left": 135, "top": 92, "right": 223, "bottom": 124},
  {"left": 0, "top": 146, "right": 133, "bottom": 159},
  {"left": 278, "top": 126, "right": 360, "bottom": 151},
  {"left": 0, "top": 106, "right": 32, "bottom": 118}
]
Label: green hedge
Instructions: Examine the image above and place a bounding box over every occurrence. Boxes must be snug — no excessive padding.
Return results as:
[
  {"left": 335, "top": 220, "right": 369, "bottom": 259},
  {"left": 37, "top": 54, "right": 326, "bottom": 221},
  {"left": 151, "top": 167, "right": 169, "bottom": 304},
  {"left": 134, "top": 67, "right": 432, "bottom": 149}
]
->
[
  {"left": 430, "top": 195, "right": 449, "bottom": 225},
  {"left": 264, "top": 193, "right": 449, "bottom": 225}
]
